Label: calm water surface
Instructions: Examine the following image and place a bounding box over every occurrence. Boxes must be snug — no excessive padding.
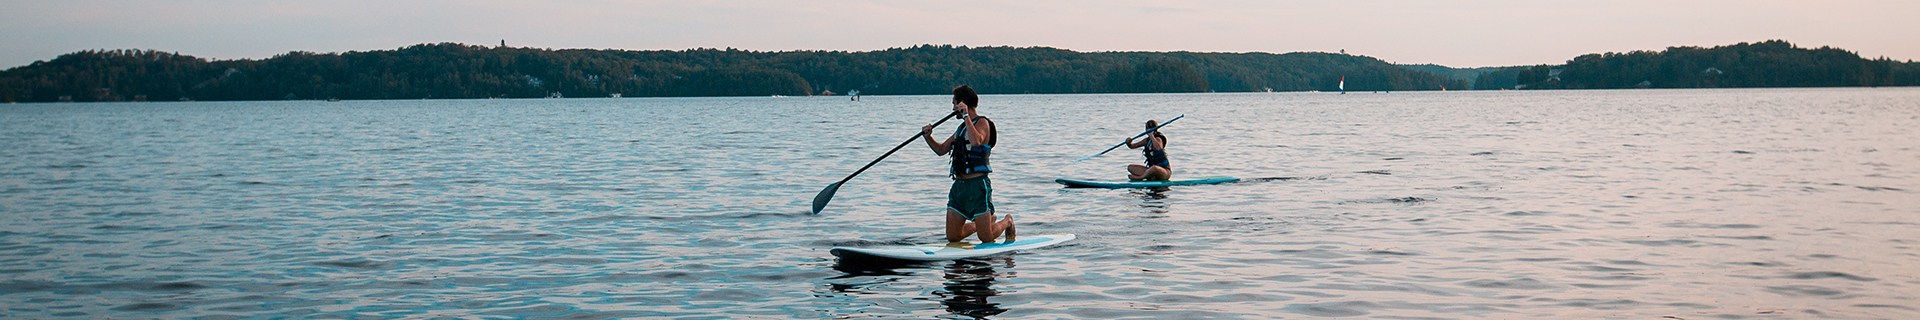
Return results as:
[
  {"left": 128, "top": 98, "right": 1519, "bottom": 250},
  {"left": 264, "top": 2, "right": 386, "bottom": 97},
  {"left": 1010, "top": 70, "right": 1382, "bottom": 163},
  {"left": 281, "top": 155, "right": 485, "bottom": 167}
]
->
[{"left": 2, "top": 88, "right": 1917, "bottom": 319}]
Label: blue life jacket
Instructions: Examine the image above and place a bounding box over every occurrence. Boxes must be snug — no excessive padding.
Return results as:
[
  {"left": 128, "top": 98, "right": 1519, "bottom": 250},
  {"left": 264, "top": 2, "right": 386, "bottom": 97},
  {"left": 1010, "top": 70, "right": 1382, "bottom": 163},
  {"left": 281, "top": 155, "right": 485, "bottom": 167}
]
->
[
  {"left": 950, "top": 117, "right": 995, "bottom": 175},
  {"left": 1142, "top": 133, "right": 1169, "bottom": 168}
]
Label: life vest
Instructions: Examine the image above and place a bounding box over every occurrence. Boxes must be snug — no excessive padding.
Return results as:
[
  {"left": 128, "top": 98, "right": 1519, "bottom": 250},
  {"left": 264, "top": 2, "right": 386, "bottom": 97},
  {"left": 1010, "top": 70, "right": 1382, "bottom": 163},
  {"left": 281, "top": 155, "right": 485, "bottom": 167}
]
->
[
  {"left": 1142, "top": 133, "right": 1169, "bottom": 168},
  {"left": 950, "top": 117, "right": 995, "bottom": 175}
]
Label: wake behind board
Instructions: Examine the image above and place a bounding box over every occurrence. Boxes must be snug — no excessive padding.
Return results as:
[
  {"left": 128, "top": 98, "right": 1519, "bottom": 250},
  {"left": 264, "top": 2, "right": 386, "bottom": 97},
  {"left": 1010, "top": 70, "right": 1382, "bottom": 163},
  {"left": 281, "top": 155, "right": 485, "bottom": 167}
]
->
[
  {"left": 1054, "top": 176, "right": 1240, "bottom": 188},
  {"left": 830, "top": 234, "right": 1075, "bottom": 262}
]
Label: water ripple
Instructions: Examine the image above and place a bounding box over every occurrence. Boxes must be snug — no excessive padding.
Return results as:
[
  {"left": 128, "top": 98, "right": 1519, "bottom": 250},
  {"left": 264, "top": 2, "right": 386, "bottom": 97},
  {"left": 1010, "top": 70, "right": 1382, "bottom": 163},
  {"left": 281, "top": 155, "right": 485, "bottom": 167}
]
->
[{"left": 2, "top": 90, "right": 1917, "bottom": 318}]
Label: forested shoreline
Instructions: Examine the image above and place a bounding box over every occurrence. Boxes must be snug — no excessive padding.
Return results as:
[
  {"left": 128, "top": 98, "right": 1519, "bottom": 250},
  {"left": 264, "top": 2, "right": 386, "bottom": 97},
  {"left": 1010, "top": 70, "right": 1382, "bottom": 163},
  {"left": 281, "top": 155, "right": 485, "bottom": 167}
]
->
[
  {"left": 1468, "top": 40, "right": 1919, "bottom": 90},
  {"left": 0, "top": 44, "right": 1459, "bottom": 102},
  {"left": 4, "top": 40, "right": 1914, "bottom": 103}
]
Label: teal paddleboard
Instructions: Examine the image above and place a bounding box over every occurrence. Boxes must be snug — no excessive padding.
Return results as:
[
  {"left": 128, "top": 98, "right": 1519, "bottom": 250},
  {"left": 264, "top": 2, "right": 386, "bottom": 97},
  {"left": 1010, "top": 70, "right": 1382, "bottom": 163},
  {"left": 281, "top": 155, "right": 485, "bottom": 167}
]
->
[{"left": 1054, "top": 176, "right": 1240, "bottom": 188}]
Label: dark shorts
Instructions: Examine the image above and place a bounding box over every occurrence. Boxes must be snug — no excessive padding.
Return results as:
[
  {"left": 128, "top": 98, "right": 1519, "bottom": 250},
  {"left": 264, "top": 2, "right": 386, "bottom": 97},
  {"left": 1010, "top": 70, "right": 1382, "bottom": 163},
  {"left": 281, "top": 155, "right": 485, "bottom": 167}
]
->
[{"left": 947, "top": 176, "right": 993, "bottom": 220}]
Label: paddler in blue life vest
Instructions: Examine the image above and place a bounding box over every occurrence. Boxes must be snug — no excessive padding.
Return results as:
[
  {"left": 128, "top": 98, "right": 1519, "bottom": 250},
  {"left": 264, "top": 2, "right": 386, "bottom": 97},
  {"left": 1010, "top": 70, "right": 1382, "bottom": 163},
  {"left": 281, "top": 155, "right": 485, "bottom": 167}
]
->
[
  {"left": 922, "top": 85, "right": 1015, "bottom": 243},
  {"left": 1125, "top": 119, "right": 1172, "bottom": 181}
]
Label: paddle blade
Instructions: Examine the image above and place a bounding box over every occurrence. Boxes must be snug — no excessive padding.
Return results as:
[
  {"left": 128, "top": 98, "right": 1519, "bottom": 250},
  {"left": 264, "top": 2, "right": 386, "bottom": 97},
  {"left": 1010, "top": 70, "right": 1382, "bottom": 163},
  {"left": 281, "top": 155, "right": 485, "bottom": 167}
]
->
[{"left": 811, "top": 182, "right": 843, "bottom": 214}]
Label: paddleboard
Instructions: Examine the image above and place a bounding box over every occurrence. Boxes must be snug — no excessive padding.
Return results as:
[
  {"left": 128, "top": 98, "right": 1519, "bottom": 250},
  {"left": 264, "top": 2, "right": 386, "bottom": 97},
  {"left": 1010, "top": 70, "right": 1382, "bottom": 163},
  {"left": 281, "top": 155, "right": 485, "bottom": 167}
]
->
[
  {"left": 830, "top": 234, "right": 1075, "bottom": 262},
  {"left": 1054, "top": 176, "right": 1240, "bottom": 188}
]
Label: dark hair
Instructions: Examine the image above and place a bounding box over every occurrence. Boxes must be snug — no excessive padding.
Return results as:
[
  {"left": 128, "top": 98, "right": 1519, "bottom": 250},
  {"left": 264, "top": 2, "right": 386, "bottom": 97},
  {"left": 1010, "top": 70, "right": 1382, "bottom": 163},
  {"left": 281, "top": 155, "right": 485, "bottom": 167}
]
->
[
  {"left": 1146, "top": 120, "right": 1167, "bottom": 140},
  {"left": 952, "top": 85, "right": 979, "bottom": 108}
]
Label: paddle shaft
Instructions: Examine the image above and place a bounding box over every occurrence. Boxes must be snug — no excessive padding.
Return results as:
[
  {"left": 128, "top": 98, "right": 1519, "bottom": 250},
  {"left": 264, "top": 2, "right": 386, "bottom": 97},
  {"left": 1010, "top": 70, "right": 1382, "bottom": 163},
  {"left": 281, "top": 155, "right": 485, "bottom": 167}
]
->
[
  {"left": 1077, "top": 114, "right": 1184, "bottom": 162},
  {"left": 835, "top": 113, "right": 959, "bottom": 184}
]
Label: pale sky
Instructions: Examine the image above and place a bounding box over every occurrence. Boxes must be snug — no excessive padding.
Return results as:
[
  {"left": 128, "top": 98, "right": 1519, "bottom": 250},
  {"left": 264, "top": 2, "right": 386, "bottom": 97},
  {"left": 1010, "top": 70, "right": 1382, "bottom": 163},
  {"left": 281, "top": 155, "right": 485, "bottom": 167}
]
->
[{"left": 3, "top": 0, "right": 1916, "bottom": 70}]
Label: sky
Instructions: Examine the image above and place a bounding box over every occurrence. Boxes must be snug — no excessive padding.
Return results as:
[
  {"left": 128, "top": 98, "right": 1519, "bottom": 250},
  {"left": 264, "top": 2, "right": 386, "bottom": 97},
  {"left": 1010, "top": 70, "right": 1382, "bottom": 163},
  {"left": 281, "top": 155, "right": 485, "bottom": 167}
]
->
[{"left": 3, "top": 0, "right": 1917, "bottom": 69}]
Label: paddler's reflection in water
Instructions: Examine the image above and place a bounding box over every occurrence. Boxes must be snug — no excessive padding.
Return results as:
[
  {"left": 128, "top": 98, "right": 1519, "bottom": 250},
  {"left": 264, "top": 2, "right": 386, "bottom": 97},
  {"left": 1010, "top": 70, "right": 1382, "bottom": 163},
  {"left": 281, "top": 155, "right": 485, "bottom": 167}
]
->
[
  {"left": 936, "top": 257, "right": 1011, "bottom": 318},
  {"left": 825, "top": 256, "right": 1013, "bottom": 319},
  {"left": 1131, "top": 187, "right": 1171, "bottom": 214}
]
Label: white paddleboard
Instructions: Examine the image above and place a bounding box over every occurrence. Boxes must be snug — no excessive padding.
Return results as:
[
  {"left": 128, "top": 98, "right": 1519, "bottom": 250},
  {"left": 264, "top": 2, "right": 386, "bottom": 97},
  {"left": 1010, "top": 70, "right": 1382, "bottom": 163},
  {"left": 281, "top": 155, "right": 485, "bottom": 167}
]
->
[{"left": 830, "top": 234, "right": 1075, "bottom": 262}]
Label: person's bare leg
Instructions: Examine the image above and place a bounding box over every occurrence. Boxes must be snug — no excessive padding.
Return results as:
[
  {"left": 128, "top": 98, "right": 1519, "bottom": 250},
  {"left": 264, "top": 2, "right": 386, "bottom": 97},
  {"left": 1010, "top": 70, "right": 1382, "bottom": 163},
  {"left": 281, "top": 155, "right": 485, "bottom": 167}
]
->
[
  {"left": 946, "top": 209, "right": 975, "bottom": 243},
  {"left": 1127, "top": 164, "right": 1148, "bottom": 180},
  {"left": 974, "top": 211, "right": 1011, "bottom": 243},
  {"left": 973, "top": 212, "right": 995, "bottom": 243},
  {"left": 1144, "top": 166, "right": 1171, "bottom": 181},
  {"left": 999, "top": 214, "right": 1015, "bottom": 242}
]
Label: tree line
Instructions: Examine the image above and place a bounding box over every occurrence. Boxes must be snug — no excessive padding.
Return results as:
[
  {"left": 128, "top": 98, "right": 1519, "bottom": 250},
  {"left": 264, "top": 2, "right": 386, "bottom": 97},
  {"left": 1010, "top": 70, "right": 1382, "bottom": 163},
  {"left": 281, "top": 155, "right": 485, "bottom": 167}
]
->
[
  {"left": 1471, "top": 40, "right": 1920, "bottom": 90},
  {"left": 0, "top": 44, "right": 1465, "bottom": 102}
]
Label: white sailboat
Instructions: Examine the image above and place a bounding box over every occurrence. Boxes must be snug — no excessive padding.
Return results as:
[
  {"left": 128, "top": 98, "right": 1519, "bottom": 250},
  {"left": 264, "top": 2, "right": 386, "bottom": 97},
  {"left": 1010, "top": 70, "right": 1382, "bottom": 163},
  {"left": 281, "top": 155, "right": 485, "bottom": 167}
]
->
[{"left": 1339, "top": 77, "right": 1346, "bottom": 94}]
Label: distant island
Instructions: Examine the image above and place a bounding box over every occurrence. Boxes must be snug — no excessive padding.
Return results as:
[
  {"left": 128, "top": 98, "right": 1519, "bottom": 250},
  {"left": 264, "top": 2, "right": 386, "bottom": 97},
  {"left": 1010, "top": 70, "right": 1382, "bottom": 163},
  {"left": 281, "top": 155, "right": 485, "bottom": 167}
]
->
[{"left": 1, "top": 40, "right": 1913, "bottom": 103}]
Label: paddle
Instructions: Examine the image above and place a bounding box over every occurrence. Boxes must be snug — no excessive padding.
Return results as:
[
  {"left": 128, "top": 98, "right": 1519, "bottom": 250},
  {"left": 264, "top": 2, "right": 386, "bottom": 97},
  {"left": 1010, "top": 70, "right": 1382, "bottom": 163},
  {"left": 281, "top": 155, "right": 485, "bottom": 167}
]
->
[
  {"left": 1073, "top": 114, "right": 1185, "bottom": 163},
  {"left": 812, "top": 112, "right": 960, "bottom": 215}
]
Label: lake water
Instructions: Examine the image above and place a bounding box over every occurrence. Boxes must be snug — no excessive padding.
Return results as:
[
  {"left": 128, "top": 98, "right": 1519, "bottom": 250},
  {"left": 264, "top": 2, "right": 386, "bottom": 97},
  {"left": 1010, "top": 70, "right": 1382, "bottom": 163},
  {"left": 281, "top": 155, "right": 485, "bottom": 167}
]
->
[{"left": 2, "top": 88, "right": 1917, "bottom": 319}]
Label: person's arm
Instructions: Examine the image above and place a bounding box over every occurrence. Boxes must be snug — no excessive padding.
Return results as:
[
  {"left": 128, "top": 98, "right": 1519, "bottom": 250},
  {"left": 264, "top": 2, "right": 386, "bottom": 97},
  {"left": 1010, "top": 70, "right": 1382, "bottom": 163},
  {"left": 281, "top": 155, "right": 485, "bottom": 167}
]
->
[
  {"left": 1125, "top": 133, "right": 1148, "bottom": 149},
  {"left": 923, "top": 124, "right": 952, "bottom": 155},
  {"left": 962, "top": 117, "right": 991, "bottom": 147}
]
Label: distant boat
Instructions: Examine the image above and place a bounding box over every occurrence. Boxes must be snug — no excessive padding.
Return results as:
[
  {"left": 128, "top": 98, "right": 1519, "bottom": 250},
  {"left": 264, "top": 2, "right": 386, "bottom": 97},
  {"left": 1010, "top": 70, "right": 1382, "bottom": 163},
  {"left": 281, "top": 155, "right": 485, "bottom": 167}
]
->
[{"left": 1339, "top": 77, "right": 1346, "bottom": 94}]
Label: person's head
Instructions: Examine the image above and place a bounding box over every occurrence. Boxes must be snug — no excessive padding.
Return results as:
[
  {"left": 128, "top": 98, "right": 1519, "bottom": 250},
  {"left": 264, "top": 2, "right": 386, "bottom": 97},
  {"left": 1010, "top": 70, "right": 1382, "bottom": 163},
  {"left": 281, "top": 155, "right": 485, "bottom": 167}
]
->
[
  {"left": 952, "top": 85, "right": 979, "bottom": 114},
  {"left": 1145, "top": 120, "right": 1159, "bottom": 130}
]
